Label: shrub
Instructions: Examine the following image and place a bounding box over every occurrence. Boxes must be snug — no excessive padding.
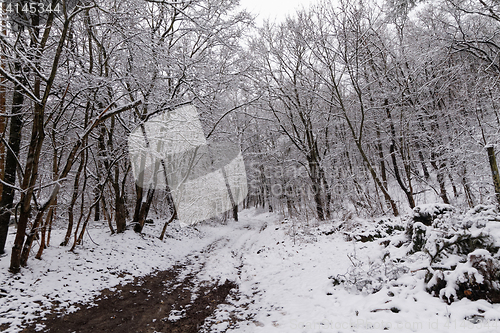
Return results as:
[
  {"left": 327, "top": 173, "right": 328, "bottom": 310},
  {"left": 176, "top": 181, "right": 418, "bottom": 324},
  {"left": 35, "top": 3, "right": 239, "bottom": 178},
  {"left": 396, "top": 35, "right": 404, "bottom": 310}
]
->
[
  {"left": 343, "top": 218, "right": 405, "bottom": 243},
  {"left": 334, "top": 203, "right": 500, "bottom": 304},
  {"left": 409, "top": 204, "right": 500, "bottom": 304},
  {"left": 329, "top": 252, "right": 409, "bottom": 295}
]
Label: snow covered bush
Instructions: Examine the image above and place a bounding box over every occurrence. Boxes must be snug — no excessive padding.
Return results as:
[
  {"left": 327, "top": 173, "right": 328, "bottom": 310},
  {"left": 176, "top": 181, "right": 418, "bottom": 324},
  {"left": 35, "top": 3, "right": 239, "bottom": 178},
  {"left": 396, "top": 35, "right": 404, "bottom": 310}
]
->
[
  {"left": 343, "top": 217, "right": 405, "bottom": 243},
  {"left": 407, "top": 204, "right": 497, "bottom": 258},
  {"left": 407, "top": 204, "right": 500, "bottom": 304},
  {"left": 329, "top": 252, "right": 409, "bottom": 295},
  {"left": 412, "top": 203, "right": 455, "bottom": 226},
  {"left": 330, "top": 217, "right": 409, "bottom": 294},
  {"left": 406, "top": 203, "right": 456, "bottom": 254},
  {"left": 333, "top": 204, "right": 500, "bottom": 305},
  {"left": 428, "top": 249, "right": 500, "bottom": 304}
]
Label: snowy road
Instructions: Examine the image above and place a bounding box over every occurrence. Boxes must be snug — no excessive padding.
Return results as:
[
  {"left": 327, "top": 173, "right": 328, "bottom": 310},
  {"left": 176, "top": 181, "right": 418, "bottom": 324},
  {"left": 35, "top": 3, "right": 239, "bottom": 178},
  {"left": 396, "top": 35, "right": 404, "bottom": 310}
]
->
[
  {"left": 2, "top": 209, "right": 500, "bottom": 332},
  {"left": 193, "top": 210, "right": 500, "bottom": 333}
]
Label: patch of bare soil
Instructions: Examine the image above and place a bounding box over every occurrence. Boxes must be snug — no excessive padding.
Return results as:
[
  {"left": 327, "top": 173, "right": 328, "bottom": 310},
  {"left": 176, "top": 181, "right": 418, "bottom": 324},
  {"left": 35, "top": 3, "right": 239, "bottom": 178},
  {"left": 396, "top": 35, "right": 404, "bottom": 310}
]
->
[{"left": 22, "top": 264, "right": 237, "bottom": 333}]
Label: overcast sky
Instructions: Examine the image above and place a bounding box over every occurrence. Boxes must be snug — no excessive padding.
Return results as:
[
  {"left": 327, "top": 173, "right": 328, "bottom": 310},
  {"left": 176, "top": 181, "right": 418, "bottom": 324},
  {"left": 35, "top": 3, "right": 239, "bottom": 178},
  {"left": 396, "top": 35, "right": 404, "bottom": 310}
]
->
[{"left": 239, "top": 0, "right": 315, "bottom": 23}]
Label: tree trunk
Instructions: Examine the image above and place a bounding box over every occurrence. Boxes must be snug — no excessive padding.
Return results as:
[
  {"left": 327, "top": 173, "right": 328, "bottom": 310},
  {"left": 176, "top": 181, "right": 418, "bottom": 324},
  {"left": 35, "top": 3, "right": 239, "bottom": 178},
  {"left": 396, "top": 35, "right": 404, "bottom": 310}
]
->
[
  {"left": 0, "top": 62, "right": 23, "bottom": 255},
  {"left": 115, "top": 193, "right": 127, "bottom": 233},
  {"left": 259, "top": 164, "right": 272, "bottom": 212},
  {"left": 318, "top": 165, "right": 331, "bottom": 219},
  {"left": 159, "top": 208, "right": 177, "bottom": 241},
  {"left": 47, "top": 202, "right": 55, "bottom": 247},
  {"left": 344, "top": 109, "right": 399, "bottom": 216},
  {"left": 221, "top": 167, "right": 238, "bottom": 221},
  {"left": 101, "top": 193, "right": 114, "bottom": 234},
  {"left": 0, "top": 4, "right": 7, "bottom": 203},
  {"left": 10, "top": 61, "right": 46, "bottom": 271},
  {"left": 430, "top": 156, "right": 450, "bottom": 204},
  {"left": 11, "top": 101, "right": 45, "bottom": 272},
  {"left": 460, "top": 162, "right": 475, "bottom": 208},
  {"left": 308, "top": 159, "right": 325, "bottom": 221},
  {"left": 355, "top": 139, "right": 399, "bottom": 216},
  {"left": 386, "top": 100, "right": 415, "bottom": 208},
  {"left": 133, "top": 184, "right": 144, "bottom": 223},
  {"left": 376, "top": 125, "right": 388, "bottom": 189},
  {"left": 10, "top": 6, "right": 74, "bottom": 272},
  {"left": 486, "top": 145, "right": 500, "bottom": 206},
  {"left": 133, "top": 188, "right": 155, "bottom": 233},
  {"left": 94, "top": 187, "right": 100, "bottom": 221},
  {"left": 415, "top": 141, "right": 430, "bottom": 179},
  {"left": 35, "top": 207, "right": 54, "bottom": 259},
  {"left": 61, "top": 155, "right": 85, "bottom": 246}
]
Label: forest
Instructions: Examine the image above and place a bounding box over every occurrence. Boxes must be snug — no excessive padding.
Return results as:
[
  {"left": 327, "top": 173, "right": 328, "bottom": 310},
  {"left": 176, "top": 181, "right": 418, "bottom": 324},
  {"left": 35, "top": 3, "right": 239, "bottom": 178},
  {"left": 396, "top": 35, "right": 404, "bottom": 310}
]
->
[{"left": 0, "top": 0, "right": 499, "bottom": 277}]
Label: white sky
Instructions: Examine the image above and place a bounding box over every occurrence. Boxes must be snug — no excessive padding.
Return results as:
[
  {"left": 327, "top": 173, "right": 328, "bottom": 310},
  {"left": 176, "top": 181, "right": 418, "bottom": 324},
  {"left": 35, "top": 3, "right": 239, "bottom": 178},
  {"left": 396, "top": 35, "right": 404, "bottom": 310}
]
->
[{"left": 239, "top": 0, "right": 316, "bottom": 23}]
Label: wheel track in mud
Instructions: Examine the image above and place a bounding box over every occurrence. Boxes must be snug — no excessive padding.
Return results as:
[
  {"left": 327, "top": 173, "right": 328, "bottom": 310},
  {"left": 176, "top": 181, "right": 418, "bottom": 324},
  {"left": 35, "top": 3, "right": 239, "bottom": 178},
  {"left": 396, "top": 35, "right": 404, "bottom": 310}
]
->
[
  {"left": 20, "top": 217, "right": 272, "bottom": 333},
  {"left": 21, "top": 238, "right": 238, "bottom": 333}
]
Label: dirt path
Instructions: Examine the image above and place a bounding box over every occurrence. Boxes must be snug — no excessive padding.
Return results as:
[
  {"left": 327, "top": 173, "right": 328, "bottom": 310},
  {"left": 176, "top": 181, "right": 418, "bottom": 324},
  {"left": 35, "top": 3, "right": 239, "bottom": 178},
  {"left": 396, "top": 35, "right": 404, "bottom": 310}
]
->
[
  {"left": 21, "top": 261, "right": 237, "bottom": 333},
  {"left": 15, "top": 216, "right": 271, "bottom": 333},
  {"left": 20, "top": 234, "right": 244, "bottom": 333}
]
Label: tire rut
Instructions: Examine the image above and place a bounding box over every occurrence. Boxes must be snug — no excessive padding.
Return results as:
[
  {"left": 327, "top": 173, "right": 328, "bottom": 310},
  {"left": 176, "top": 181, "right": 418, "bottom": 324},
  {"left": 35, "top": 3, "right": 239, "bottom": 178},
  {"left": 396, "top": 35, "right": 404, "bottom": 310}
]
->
[{"left": 21, "top": 240, "right": 238, "bottom": 333}]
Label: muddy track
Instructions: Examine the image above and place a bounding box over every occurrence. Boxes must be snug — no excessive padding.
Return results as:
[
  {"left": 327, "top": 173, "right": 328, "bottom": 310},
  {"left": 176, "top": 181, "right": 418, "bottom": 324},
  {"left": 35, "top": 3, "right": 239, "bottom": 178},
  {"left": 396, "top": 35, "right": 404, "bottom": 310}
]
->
[{"left": 22, "top": 258, "right": 237, "bottom": 332}]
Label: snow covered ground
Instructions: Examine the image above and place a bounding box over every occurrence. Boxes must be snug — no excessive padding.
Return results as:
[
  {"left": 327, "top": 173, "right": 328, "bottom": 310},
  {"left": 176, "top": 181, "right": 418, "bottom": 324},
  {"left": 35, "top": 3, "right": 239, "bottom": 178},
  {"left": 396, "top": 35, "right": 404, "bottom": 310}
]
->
[{"left": 2, "top": 208, "right": 500, "bottom": 332}]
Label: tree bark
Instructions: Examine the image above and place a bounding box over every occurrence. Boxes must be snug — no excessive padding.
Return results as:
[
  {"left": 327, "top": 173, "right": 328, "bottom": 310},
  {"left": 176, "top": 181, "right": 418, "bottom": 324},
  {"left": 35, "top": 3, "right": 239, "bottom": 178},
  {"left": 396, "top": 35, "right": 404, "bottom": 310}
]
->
[
  {"left": 35, "top": 207, "right": 54, "bottom": 259},
  {"left": 376, "top": 125, "right": 388, "bottom": 189},
  {"left": 10, "top": 6, "right": 75, "bottom": 272},
  {"left": 385, "top": 100, "right": 415, "bottom": 208},
  {"left": 221, "top": 167, "right": 239, "bottom": 221},
  {"left": 61, "top": 155, "right": 85, "bottom": 246},
  {"left": 0, "top": 63, "right": 23, "bottom": 254},
  {"left": 430, "top": 156, "right": 450, "bottom": 204},
  {"left": 115, "top": 191, "right": 127, "bottom": 233},
  {"left": 486, "top": 145, "right": 500, "bottom": 206},
  {"left": 0, "top": 2, "right": 7, "bottom": 203},
  {"left": 308, "top": 159, "right": 325, "bottom": 221},
  {"left": 11, "top": 99, "right": 45, "bottom": 272},
  {"left": 355, "top": 138, "right": 399, "bottom": 216}
]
